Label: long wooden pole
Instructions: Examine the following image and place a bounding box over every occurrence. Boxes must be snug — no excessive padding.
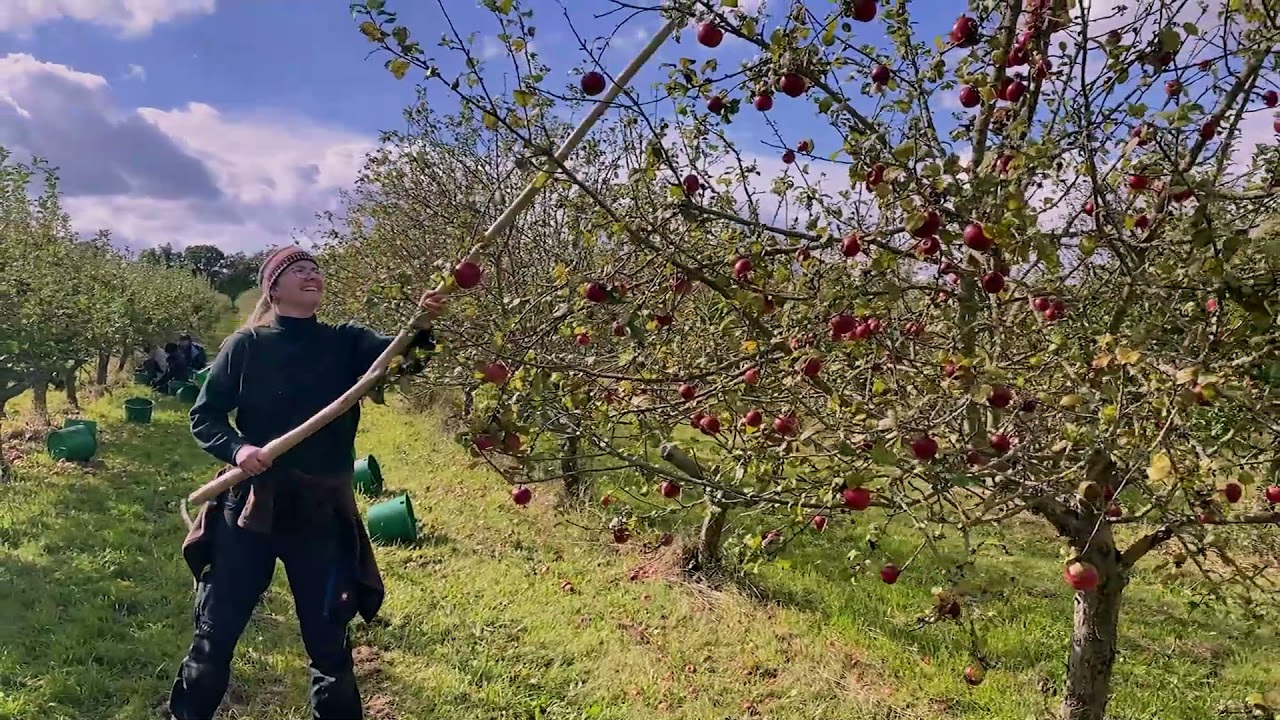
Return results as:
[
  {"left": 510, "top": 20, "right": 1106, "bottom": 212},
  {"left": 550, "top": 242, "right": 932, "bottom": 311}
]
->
[{"left": 186, "top": 16, "right": 681, "bottom": 507}]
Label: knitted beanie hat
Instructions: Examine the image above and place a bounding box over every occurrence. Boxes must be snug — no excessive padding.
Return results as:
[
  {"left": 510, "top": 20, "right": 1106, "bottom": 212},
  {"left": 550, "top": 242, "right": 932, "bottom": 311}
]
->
[{"left": 258, "top": 245, "right": 317, "bottom": 289}]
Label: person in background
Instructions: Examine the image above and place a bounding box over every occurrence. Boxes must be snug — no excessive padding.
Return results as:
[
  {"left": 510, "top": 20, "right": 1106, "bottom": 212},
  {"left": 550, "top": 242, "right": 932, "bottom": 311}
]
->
[
  {"left": 165, "top": 245, "right": 445, "bottom": 720},
  {"left": 155, "top": 342, "right": 190, "bottom": 390},
  {"left": 139, "top": 342, "right": 167, "bottom": 383},
  {"left": 179, "top": 334, "right": 208, "bottom": 371}
]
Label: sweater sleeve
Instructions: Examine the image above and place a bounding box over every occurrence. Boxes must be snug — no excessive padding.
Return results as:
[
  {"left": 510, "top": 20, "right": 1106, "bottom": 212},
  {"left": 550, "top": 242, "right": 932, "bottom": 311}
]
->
[
  {"left": 190, "top": 332, "right": 249, "bottom": 466},
  {"left": 342, "top": 322, "right": 436, "bottom": 376}
]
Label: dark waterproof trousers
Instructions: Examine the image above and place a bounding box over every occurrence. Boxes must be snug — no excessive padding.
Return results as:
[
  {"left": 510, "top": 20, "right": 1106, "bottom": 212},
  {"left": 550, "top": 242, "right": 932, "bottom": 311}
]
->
[{"left": 168, "top": 494, "right": 362, "bottom": 720}]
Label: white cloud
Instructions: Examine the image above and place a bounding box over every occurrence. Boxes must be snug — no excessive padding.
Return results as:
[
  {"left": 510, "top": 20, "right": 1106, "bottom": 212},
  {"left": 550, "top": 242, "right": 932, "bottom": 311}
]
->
[
  {"left": 0, "top": 0, "right": 216, "bottom": 37},
  {"left": 0, "top": 53, "right": 375, "bottom": 253},
  {"left": 123, "top": 63, "right": 146, "bottom": 81}
]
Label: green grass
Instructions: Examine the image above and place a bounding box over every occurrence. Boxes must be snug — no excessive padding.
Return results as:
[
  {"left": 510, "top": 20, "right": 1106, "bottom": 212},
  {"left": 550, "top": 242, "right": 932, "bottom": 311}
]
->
[{"left": 2, "top": 383, "right": 1277, "bottom": 720}]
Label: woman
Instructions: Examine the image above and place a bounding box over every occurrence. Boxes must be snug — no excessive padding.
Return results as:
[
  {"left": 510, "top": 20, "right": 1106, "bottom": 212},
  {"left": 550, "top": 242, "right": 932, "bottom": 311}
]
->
[{"left": 167, "top": 245, "right": 446, "bottom": 720}]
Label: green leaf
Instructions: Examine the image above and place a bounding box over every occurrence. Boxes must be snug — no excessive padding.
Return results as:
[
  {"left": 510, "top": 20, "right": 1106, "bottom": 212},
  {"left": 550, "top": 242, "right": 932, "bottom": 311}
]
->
[
  {"left": 722, "top": 0, "right": 738, "bottom": 6},
  {"left": 513, "top": 89, "right": 535, "bottom": 107},
  {"left": 483, "top": 112, "right": 499, "bottom": 129}
]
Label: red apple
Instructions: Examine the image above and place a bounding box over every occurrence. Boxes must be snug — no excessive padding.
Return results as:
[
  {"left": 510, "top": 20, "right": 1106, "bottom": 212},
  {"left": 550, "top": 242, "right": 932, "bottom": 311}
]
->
[
  {"left": 742, "top": 367, "right": 761, "bottom": 385},
  {"left": 660, "top": 480, "right": 681, "bottom": 499},
  {"left": 1223, "top": 481, "right": 1242, "bottom": 504},
  {"left": 871, "top": 64, "right": 891, "bottom": 85},
  {"left": 655, "top": 313, "right": 674, "bottom": 327},
  {"left": 812, "top": 514, "right": 827, "bottom": 531},
  {"left": 880, "top": 563, "right": 900, "bottom": 584},
  {"left": 1004, "top": 79, "right": 1026, "bottom": 102},
  {"left": 575, "top": 332, "right": 591, "bottom": 346},
  {"left": 1083, "top": 200, "right": 1095, "bottom": 215},
  {"left": 689, "top": 412, "right": 705, "bottom": 429},
  {"left": 779, "top": 73, "right": 807, "bottom": 97},
  {"left": 483, "top": 361, "right": 510, "bottom": 385},
  {"left": 583, "top": 281, "right": 607, "bottom": 303},
  {"left": 1127, "top": 174, "right": 1150, "bottom": 191},
  {"left": 800, "top": 357, "right": 822, "bottom": 377},
  {"left": 903, "top": 320, "right": 925, "bottom": 337},
  {"left": 744, "top": 409, "right": 764, "bottom": 428},
  {"left": 682, "top": 173, "right": 701, "bottom": 194},
  {"left": 782, "top": 149, "right": 796, "bottom": 164},
  {"left": 773, "top": 414, "right": 799, "bottom": 436},
  {"left": 698, "top": 415, "right": 721, "bottom": 435},
  {"left": 696, "top": 22, "right": 723, "bottom": 48},
  {"left": 962, "top": 222, "right": 991, "bottom": 251},
  {"left": 1165, "top": 79, "right": 1182, "bottom": 96},
  {"left": 453, "top": 260, "right": 483, "bottom": 289},
  {"left": 849, "top": 0, "right": 877, "bottom": 21},
  {"left": 964, "top": 664, "right": 985, "bottom": 686},
  {"left": 1134, "top": 214, "right": 1150, "bottom": 230},
  {"left": 797, "top": 139, "right": 812, "bottom": 153},
  {"left": 754, "top": 93, "right": 773, "bottom": 111},
  {"left": 951, "top": 15, "right": 978, "bottom": 47},
  {"left": 581, "top": 71, "right": 606, "bottom": 96},
  {"left": 678, "top": 383, "right": 697, "bottom": 401},
  {"left": 706, "top": 94, "right": 725, "bottom": 113},
  {"left": 1032, "top": 296, "right": 1052, "bottom": 312},
  {"left": 989, "top": 433, "right": 1012, "bottom": 454},
  {"left": 916, "top": 237, "right": 941, "bottom": 256},
  {"left": 503, "top": 433, "right": 522, "bottom": 453},
  {"left": 959, "top": 85, "right": 980, "bottom": 108},
  {"left": 911, "top": 434, "right": 939, "bottom": 461},
  {"left": 842, "top": 486, "right": 872, "bottom": 511},
  {"left": 512, "top": 484, "right": 533, "bottom": 506},
  {"left": 1063, "top": 561, "right": 1099, "bottom": 592},
  {"left": 980, "top": 271, "right": 1006, "bottom": 294},
  {"left": 912, "top": 210, "right": 941, "bottom": 238},
  {"left": 612, "top": 321, "right": 626, "bottom": 337},
  {"left": 988, "top": 385, "right": 1013, "bottom": 409},
  {"left": 473, "top": 434, "right": 496, "bottom": 452},
  {"left": 1105, "top": 503, "right": 1123, "bottom": 518},
  {"left": 1265, "top": 485, "right": 1280, "bottom": 504},
  {"left": 613, "top": 525, "right": 630, "bottom": 544},
  {"left": 659, "top": 532, "right": 674, "bottom": 546},
  {"left": 866, "top": 162, "right": 885, "bottom": 188},
  {"left": 733, "top": 257, "right": 753, "bottom": 280},
  {"left": 966, "top": 449, "right": 988, "bottom": 466},
  {"left": 1034, "top": 58, "right": 1051, "bottom": 80},
  {"left": 601, "top": 494, "right": 613, "bottom": 507},
  {"left": 1263, "top": 90, "right": 1278, "bottom": 108}
]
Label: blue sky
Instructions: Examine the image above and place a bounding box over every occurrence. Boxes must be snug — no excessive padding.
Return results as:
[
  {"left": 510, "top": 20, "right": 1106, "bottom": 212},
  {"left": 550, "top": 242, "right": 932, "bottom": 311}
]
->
[
  {"left": 0, "top": 1, "right": 796, "bottom": 254},
  {"left": 0, "top": 1, "right": 1272, "bottom": 254}
]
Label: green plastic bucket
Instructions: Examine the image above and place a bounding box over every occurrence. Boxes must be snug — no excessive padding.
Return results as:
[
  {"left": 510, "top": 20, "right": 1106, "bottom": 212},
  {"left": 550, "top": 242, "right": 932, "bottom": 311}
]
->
[
  {"left": 353, "top": 455, "right": 383, "bottom": 496},
  {"left": 47, "top": 424, "right": 98, "bottom": 462},
  {"left": 63, "top": 418, "right": 98, "bottom": 438},
  {"left": 175, "top": 383, "right": 199, "bottom": 404},
  {"left": 194, "top": 367, "right": 211, "bottom": 388},
  {"left": 133, "top": 369, "right": 151, "bottom": 385},
  {"left": 124, "top": 397, "right": 155, "bottom": 424},
  {"left": 166, "top": 379, "right": 187, "bottom": 395},
  {"left": 367, "top": 493, "right": 416, "bottom": 544}
]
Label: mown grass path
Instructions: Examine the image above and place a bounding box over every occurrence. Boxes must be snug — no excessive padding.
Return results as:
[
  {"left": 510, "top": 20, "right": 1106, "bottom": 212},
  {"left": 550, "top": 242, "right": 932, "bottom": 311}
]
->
[{"left": 1, "top": 381, "right": 1277, "bottom": 719}]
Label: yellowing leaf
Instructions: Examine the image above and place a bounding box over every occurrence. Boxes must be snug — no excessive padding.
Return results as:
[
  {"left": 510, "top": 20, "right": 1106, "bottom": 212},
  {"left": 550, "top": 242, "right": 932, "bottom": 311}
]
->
[
  {"left": 359, "top": 21, "right": 383, "bottom": 42},
  {"left": 741, "top": 340, "right": 758, "bottom": 354},
  {"left": 1147, "top": 451, "right": 1172, "bottom": 482},
  {"left": 1091, "top": 352, "right": 1113, "bottom": 369},
  {"left": 1116, "top": 347, "right": 1142, "bottom": 365},
  {"left": 388, "top": 59, "right": 410, "bottom": 79},
  {"left": 483, "top": 112, "right": 499, "bottom": 129},
  {"left": 1175, "top": 367, "right": 1199, "bottom": 384}
]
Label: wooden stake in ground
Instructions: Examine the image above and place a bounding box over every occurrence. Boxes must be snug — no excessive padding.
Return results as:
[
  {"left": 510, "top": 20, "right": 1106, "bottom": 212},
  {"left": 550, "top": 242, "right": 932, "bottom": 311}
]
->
[{"left": 185, "top": 16, "right": 681, "bottom": 512}]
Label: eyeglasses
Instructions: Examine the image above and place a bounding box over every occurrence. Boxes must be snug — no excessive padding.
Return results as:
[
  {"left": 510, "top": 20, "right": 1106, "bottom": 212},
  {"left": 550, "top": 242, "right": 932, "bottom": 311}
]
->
[{"left": 287, "top": 264, "right": 324, "bottom": 278}]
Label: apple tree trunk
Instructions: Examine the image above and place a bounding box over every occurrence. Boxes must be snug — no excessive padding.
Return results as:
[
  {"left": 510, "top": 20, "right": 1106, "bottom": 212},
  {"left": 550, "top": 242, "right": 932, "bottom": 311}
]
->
[
  {"left": 1061, "top": 540, "right": 1126, "bottom": 720},
  {"left": 560, "top": 434, "right": 585, "bottom": 500},
  {"left": 116, "top": 344, "right": 130, "bottom": 372},
  {"left": 686, "top": 495, "right": 728, "bottom": 573},
  {"left": 96, "top": 353, "right": 110, "bottom": 386},
  {"left": 30, "top": 377, "right": 50, "bottom": 425},
  {"left": 63, "top": 366, "right": 81, "bottom": 410}
]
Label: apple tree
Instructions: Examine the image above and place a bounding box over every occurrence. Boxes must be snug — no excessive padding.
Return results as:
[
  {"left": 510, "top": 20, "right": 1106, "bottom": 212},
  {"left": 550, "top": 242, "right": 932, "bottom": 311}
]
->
[{"left": 344, "top": 0, "right": 1279, "bottom": 716}]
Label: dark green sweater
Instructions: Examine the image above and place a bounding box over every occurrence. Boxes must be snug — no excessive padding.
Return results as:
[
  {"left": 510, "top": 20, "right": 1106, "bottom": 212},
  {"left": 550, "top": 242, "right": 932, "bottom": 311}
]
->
[{"left": 190, "top": 314, "right": 433, "bottom": 476}]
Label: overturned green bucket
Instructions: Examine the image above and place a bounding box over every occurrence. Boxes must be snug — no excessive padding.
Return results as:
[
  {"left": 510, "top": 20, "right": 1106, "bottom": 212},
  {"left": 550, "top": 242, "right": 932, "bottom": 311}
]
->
[
  {"left": 47, "top": 424, "right": 98, "bottom": 462},
  {"left": 194, "top": 367, "right": 211, "bottom": 388},
  {"left": 166, "top": 379, "right": 187, "bottom": 396},
  {"left": 63, "top": 417, "right": 98, "bottom": 437},
  {"left": 175, "top": 383, "right": 199, "bottom": 404},
  {"left": 353, "top": 455, "right": 383, "bottom": 496},
  {"left": 124, "top": 397, "right": 154, "bottom": 424},
  {"left": 133, "top": 369, "right": 151, "bottom": 385},
  {"left": 367, "top": 493, "right": 416, "bottom": 544}
]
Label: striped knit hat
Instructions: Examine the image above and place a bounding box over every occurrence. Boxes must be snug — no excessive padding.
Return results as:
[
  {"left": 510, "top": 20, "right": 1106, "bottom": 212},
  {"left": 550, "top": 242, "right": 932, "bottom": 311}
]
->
[{"left": 258, "top": 245, "right": 316, "bottom": 289}]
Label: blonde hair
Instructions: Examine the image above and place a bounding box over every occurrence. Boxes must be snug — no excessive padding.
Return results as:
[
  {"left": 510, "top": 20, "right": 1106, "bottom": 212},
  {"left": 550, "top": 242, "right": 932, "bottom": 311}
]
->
[{"left": 226, "top": 292, "right": 275, "bottom": 347}]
